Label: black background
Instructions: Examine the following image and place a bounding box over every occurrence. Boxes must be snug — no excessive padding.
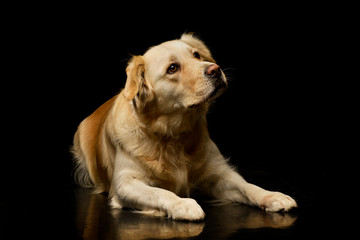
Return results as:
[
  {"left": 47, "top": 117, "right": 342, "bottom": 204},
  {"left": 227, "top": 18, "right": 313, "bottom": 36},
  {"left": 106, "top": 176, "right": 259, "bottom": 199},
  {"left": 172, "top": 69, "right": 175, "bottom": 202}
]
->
[{"left": 1, "top": 3, "right": 353, "bottom": 239}]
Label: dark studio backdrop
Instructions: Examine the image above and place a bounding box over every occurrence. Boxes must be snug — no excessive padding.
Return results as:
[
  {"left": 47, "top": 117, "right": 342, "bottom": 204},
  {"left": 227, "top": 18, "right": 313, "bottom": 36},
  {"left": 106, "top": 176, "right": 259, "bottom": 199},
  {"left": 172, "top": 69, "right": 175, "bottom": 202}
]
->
[
  {"left": 2, "top": 4, "right": 350, "bottom": 238},
  {"left": 3, "top": 5, "right": 341, "bottom": 200}
]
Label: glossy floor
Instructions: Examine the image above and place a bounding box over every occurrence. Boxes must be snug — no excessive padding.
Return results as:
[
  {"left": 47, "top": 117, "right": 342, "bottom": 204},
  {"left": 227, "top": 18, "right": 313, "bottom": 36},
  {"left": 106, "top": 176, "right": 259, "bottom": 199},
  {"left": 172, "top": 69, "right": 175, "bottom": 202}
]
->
[
  {"left": 1, "top": 166, "right": 340, "bottom": 240},
  {"left": 1, "top": 186, "right": 338, "bottom": 240}
]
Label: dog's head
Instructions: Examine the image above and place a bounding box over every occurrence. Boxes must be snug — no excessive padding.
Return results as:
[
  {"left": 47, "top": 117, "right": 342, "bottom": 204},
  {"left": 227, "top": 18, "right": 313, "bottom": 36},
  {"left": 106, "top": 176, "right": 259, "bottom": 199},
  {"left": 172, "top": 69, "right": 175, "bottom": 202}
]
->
[{"left": 123, "top": 33, "right": 227, "bottom": 114}]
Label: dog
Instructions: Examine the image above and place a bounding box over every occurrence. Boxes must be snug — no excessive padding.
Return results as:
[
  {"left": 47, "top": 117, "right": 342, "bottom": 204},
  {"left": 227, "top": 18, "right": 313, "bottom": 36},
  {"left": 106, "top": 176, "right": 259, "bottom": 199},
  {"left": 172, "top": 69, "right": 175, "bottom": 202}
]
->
[{"left": 72, "top": 33, "right": 297, "bottom": 221}]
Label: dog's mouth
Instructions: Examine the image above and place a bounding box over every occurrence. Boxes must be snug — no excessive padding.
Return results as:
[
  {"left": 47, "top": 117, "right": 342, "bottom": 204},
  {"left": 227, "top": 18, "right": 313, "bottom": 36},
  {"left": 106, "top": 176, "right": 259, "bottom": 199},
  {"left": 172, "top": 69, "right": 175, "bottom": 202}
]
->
[
  {"left": 209, "top": 80, "right": 227, "bottom": 100},
  {"left": 188, "top": 80, "right": 227, "bottom": 109}
]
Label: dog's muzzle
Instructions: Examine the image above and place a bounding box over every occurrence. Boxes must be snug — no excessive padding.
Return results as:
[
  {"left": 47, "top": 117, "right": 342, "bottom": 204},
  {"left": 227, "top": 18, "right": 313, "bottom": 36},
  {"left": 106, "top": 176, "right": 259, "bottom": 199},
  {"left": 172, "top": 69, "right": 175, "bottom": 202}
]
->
[
  {"left": 205, "top": 64, "right": 228, "bottom": 99},
  {"left": 188, "top": 64, "right": 227, "bottom": 109}
]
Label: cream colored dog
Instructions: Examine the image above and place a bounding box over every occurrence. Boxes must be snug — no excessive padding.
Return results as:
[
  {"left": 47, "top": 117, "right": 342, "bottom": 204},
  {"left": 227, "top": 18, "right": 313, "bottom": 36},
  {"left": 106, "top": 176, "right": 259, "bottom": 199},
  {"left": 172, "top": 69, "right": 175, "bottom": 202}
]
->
[{"left": 72, "top": 33, "right": 297, "bottom": 221}]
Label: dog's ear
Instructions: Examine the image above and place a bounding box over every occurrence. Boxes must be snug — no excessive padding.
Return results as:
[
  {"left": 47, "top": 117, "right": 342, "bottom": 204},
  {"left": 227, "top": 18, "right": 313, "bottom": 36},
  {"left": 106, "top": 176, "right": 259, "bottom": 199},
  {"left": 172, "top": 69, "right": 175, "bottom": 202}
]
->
[
  {"left": 123, "top": 56, "right": 154, "bottom": 109},
  {"left": 180, "top": 33, "right": 215, "bottom": 62}
]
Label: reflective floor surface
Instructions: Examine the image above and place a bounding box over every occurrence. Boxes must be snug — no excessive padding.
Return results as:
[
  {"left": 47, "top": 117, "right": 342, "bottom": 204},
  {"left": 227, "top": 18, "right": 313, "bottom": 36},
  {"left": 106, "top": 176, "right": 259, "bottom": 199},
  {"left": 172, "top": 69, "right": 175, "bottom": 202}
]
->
[
  {"left": 1, "top": 166, "right": 342, "bottom": 240},
  {"left": 0, "top": 182, "right": 341, "bottom": 240}
]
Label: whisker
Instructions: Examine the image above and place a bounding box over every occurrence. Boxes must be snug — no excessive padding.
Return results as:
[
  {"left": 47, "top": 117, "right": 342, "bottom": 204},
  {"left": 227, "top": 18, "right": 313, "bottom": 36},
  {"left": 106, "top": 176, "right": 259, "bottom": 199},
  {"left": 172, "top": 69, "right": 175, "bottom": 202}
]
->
[{"left": 222, "top": 68, "right": 236, "bottom": 82}]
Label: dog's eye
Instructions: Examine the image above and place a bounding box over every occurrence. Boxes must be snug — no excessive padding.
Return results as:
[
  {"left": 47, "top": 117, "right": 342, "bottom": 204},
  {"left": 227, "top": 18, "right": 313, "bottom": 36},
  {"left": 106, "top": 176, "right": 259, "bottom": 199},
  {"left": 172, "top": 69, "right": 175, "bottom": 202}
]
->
[
  {"left": 167, "top": 63, "right": 179, "bottom": 74},
  {"left": 193, "top": 51, "right": 201, "bottom": 59}
]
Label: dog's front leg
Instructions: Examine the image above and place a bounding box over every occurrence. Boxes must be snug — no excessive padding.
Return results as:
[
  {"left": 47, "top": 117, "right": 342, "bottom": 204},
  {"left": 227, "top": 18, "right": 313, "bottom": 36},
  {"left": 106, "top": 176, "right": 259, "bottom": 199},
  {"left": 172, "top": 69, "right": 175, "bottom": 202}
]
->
[
  {"left": 112, "top": 168, "right": 205, "bottom": 221},
  {"left": 202, "top": 142, "right": 297, "bottom": 211},
  {"left": 111, "top": 149, "right": 204, "bottom": 220},
  {"left": 208, "top": 167, "right": 297, "bottom": 212}
]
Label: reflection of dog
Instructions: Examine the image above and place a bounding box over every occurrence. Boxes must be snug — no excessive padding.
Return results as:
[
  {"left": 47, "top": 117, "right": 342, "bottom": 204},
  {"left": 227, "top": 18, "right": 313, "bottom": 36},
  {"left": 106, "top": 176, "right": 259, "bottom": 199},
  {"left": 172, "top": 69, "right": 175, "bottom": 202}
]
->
[{"left": 72, "top": 33, "right": 297, "bottom": 221}]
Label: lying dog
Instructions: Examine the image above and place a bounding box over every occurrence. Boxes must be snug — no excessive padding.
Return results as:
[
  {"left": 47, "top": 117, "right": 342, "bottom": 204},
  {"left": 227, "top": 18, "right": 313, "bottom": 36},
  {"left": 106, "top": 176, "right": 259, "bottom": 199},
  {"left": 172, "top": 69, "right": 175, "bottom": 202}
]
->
[{"left": 72, "top": 33, "right": 297, "bottom": 221}]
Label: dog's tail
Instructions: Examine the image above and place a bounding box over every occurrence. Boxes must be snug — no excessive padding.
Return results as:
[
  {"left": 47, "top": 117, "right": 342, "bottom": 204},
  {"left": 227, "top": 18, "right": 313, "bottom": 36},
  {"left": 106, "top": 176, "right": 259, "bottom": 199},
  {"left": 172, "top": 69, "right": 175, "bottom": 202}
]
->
[{"left": 71, "top": 129, "right": 94, "bottom": 188}]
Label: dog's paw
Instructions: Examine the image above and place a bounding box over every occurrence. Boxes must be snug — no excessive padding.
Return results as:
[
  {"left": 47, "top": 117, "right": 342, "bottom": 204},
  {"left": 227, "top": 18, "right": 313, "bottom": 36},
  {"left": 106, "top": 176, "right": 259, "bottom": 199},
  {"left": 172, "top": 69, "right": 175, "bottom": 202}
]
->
[
  {"left": 168, "top": 198, "right": 205, "bottom": 221},
  {"left": 259, "top": 192, "right": 297, "bottom": 212}
]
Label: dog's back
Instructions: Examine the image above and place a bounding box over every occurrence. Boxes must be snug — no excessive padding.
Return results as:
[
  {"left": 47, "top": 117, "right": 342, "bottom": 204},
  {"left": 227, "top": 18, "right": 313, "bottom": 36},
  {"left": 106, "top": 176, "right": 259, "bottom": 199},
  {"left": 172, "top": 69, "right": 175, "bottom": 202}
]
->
[{"left": 72, "top": 95, "right": 117, "bottom": 193}]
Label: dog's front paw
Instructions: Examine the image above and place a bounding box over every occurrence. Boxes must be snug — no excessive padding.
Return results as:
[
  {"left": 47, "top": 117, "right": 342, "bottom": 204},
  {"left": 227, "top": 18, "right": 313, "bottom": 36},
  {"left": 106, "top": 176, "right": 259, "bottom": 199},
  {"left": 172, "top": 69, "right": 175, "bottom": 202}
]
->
[
  {"left": 168, "top": 198, "right": 205, "bottom": 221},
  {"left": 260, "top": 192, "right": 297, "bottom": 212}
]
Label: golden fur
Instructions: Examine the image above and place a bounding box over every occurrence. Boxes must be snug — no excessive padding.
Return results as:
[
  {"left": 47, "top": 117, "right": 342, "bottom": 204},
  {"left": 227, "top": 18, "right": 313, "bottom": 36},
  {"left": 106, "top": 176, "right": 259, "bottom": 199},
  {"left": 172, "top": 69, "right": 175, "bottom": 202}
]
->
[{"left": 72, "top": 33, "right": 297, "bottom": 220}]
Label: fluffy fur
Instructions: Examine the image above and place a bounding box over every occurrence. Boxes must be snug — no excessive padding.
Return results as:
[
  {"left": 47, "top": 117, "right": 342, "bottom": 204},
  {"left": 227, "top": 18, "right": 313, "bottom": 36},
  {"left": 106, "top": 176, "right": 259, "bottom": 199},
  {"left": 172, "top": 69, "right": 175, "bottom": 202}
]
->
[{"left": 72, "top": 33, "right": 297, "bottom": 221}]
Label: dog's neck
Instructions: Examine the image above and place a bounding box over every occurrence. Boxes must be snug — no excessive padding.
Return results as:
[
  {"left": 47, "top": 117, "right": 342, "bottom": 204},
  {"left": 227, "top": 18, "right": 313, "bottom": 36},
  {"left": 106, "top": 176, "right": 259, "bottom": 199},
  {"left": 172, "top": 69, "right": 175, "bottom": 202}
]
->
[{"left": 133, "top": 102, "right": 209, "bottom": 138}]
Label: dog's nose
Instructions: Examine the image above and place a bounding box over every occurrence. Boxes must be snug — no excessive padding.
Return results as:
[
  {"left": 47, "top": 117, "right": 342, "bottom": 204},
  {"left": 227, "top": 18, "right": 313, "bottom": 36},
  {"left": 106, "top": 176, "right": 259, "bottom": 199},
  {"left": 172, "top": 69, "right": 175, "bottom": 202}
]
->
[{"left": 205, "top": 64, "right": 221, "bottom": 78}]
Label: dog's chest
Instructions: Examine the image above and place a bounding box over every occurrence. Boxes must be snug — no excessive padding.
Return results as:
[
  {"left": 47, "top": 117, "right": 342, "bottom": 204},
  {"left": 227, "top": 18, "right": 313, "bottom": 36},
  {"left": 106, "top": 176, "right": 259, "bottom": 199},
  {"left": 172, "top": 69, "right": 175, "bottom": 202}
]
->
[
  {"left": 165, "top": 166, "right": 191, "bottom": 197},
  {"left": 144, "top": 142, "right": 203, "bottom": 197},
  {"left": 132, "top": 129, "right": 207, "bottom": 197},
  {"left": 146, "top": 155, "right": 191, "bottom": 197}
]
